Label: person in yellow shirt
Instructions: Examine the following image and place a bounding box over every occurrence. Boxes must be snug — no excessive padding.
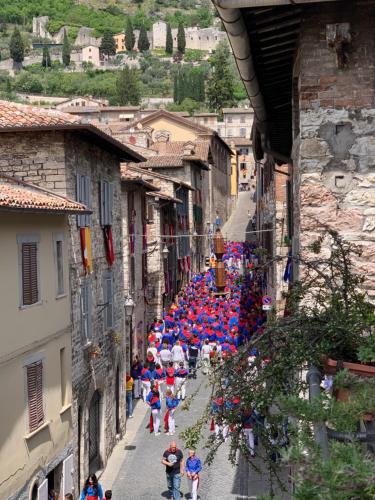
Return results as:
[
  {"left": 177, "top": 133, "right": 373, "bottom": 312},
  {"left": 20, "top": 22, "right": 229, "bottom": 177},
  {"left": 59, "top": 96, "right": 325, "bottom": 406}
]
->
[{"left": 126, "top": 375, "right": 134, "bottom": 418}]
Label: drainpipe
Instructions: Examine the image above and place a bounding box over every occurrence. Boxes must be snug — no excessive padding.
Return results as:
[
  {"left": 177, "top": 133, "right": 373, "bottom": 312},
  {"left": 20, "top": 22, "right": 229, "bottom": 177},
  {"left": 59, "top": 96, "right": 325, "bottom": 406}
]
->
[
  {"left": 306, "top": 366, "right": 329, "bottom": 460},
  {"left": 327, "top": 429, "right": 375, "bottom": 443}
]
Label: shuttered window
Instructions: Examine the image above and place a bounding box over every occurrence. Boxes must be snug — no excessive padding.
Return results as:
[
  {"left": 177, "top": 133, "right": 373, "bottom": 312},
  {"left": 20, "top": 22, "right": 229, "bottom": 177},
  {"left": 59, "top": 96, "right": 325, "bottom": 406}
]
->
[
  {"left": 103, "top": 272, "right": 114, "bottom": 330},
  {"left": 100, "top": 180, "right": 114, "bottom": 226},
  {"left": 76, "top": 174, "right": 91, "bottom": 227},
  {"left": 80, "top": 280, "right": 92, "bottom": 342},
  {"left": 22, "top": 242, "right": 39, "bottom": 306},
  {"left": 56, "top": 239, "right": 64, "bottom": 296},
  {"left": 27, "top": 361, "right": 44, "bottom": 432}
]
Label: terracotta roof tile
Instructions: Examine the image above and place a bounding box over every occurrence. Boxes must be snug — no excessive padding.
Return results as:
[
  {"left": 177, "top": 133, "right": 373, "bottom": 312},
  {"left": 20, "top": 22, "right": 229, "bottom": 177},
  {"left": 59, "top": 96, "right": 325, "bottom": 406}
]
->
[
  {"left": 137, "top": 155, "right": 185, "bottom": 168},
  {"left": 0, "top": 100, "right": 81, "bottom": 128},
  {"left": 149, "top": 141, "right": 210, "bottom": 162},
  {"left": 0, "top": 174, "right": 88, "bottom": 213}
]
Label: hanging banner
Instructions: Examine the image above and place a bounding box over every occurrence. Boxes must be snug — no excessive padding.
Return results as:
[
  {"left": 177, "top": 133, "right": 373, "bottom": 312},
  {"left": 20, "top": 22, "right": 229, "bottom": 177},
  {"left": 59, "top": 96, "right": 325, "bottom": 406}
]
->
[
  {"left": 80, "top": 227, "right": 93, "bottom": 273},
  {"left": 103, "top": 225, "right": 115, "bottom": 266}
]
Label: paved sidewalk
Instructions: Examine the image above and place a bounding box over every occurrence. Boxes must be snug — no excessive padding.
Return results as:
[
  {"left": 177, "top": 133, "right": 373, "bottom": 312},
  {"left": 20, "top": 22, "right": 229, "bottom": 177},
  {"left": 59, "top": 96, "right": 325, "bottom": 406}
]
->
[{"left": 222, "top": 191, "right": 255, "bottom": 242}]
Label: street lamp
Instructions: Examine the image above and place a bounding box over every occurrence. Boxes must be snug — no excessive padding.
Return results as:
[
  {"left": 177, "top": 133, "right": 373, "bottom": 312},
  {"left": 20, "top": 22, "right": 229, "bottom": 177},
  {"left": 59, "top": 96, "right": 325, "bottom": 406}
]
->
[{"left": 124, "top": 296, "right": 135, "bottom": 318}]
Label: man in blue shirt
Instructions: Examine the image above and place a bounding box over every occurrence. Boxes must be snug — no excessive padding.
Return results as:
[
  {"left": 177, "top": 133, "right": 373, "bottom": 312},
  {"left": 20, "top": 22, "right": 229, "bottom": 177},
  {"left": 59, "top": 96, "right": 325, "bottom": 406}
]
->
[{"left": 185, "top": 449, "right": 202, "bottom": 500}]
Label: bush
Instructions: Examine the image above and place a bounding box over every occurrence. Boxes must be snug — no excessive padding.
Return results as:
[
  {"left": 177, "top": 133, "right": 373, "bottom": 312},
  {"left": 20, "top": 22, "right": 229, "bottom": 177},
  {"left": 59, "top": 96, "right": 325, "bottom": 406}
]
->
[{"left": 184, "top": 49, "right": 205, "bottom": 62}]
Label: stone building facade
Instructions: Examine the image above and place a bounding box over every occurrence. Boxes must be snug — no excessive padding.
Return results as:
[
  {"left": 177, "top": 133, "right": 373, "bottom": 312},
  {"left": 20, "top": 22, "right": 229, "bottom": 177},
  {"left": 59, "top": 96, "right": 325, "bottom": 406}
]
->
[
  {"left": 152, "top": 21, "right": 226, "bottom": 52},
  {"left": 0, "top": 102, "right": 142, "bottom": 494},
  {"left": 217, "top": 0, "right": 375, "bottom": 307},
  {"left": 120, "top": 168, "right": 158, "bottom": 366}
]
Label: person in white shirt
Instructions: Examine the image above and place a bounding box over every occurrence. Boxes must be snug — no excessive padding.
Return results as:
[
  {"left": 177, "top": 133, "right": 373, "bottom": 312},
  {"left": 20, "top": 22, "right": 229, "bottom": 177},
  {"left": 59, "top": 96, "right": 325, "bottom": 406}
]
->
[
  {"left": 160, "top": 344, "right": 172, "bottom": 368},
  {"left": 171, "top": 341, "right": 184, "bottom": 368},
  {"left": 148, "top": 342, "right": 158, "bottom": 360},
  {"left": 201, "top": 340, "right": 212, "bottom": 374}
]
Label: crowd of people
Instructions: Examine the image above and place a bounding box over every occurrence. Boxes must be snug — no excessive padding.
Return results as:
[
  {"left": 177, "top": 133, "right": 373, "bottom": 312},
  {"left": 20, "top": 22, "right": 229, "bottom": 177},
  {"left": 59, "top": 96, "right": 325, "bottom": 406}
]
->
[{"left": 77, "top": 241, "right": 266, "bottom": 500}]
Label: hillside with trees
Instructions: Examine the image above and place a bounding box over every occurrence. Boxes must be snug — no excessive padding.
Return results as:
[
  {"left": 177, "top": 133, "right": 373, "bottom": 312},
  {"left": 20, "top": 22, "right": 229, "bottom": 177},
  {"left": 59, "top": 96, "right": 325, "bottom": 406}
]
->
[{"left": 0, "top": 0, "right": 248, "bottom": 113}]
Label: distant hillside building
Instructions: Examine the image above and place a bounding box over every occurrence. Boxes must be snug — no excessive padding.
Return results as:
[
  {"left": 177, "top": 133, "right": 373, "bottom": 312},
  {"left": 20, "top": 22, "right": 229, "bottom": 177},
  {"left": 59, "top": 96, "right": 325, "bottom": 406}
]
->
[
  {"left": 74, "top": 27, "right": 101, "bottom": 48},
  {"left": 152, "top": 21, "right": 226, "bottom": 52}
]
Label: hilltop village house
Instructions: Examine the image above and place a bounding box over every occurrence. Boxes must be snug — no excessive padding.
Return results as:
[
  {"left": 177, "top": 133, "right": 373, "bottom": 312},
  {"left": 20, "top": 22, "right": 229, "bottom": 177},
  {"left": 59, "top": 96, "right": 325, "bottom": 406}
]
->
[
  {"left": 108, "top": 109, "right": 233, "bottom": 236},
  {"left": 0, "top": 101, "right": 143, "bottom": 498}
]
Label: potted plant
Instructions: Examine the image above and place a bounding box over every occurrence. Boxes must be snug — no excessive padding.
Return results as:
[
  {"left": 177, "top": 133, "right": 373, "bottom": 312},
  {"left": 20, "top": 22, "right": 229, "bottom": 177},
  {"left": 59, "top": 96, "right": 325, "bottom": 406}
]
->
[
  {"left": 110, "top": 332, "right": 122, "bottom": 346},
  {"left": 89, "top": 345, "right": 102, "bottom": 359}
]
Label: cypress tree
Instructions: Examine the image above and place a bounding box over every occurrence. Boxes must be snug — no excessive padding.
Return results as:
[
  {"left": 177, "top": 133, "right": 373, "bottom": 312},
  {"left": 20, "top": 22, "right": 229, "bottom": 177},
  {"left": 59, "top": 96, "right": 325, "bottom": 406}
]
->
[
  {"left": 125, "top": 18, "right": 135, "bottom": 52},
  {"left": 166, "top": 23, "right": 173, "bottom": 55},
  {"left": 9, "top": 26, "right": 24, "bottom": 65},
  {"left": 42, "top": 41, "right": 51, "bottom": 68},
  {"left": 137, "top": 24, "right": 150, "bottom": 52},
  {"left": 207, "top": 41, "right": 235, "bottom": 112},
  {"left": 100, "top": 31, "right": 116, "bottom": 56},
  {"left": 115, "top": 67, "right": 141, "bottom": 105},
  {"left": 62, "top": 29, "right": 71, "bottom": 67},
  {"left": 173, "top": 73, "right": 179, "bottom": 103},
  {"left": 177, "top": 22, "right": 186, "bottom": 54}
]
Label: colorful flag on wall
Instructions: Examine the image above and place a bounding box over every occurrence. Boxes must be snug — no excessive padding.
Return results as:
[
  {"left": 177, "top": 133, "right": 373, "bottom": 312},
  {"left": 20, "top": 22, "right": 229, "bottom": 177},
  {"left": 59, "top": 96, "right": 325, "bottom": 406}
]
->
[
  {"left": 103, "top": 226, "right": 115, "bottom": 266},
  {"left": 80, "top": 227, "right": 93, "bottom": 273}
]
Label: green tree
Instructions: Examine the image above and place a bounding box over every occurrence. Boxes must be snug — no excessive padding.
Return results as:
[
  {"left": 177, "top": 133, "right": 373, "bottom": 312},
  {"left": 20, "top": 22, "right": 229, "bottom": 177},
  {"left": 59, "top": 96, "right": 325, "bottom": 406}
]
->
[
  {"left": 115, "top": 67, "right": 140, "bottom": 105},
  {"left": 9, "top": 27, "right": 24, "bottom": 65},
  {"left": 42, "top": 42, "right": 51, "bottom": 68},
  {"left": 125, "top": 18, "right": 135, "bottom": 52},
  {"left": 166, "top": 23, "right": 173, "bottom": 55},
  {"left": 177, "top": 22, "right": 186, "bottom": 54},
  {"left": 173, "top": 73, "right": 179, "bottom": 103},
  {"left": 206, "top": 41, "right": 235, "bottom": 112},
  {"left": 100, "top": 30, "right": 116, "bottom": 57},
  {"left": 62, "top": 29, "right": 71, "bottom": 67},
  {"left": 137, "top": 24, "right": 150, "bottom": 52}
]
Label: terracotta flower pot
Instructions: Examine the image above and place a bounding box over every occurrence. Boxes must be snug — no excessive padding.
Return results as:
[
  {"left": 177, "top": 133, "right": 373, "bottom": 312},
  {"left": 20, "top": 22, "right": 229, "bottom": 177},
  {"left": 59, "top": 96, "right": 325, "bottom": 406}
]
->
[{"left": 324, "top": 358, "right": 375, "bottom": 422}]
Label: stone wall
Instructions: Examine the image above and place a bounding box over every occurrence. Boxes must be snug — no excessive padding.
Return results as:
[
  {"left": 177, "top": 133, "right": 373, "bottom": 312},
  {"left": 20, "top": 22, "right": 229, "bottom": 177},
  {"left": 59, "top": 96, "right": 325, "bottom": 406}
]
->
[
  {"left": 295, "top": 1, "right": 375, "bottom": 300},
  {"left": 0, "top": 130, "right": 127, "bottom": 491},
  {"left": 146, "top": 198, "right": 164, "bottom": 325}
]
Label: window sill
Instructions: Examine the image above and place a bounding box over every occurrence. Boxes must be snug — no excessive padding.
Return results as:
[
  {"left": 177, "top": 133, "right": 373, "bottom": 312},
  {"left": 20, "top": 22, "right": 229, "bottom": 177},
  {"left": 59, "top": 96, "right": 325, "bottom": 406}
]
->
[
  {"left": 59, "top": 403, "right": 72, "bottom": 415},
  {"left": 19, "top": 300, "right": 42, "bottom": 311},
  {"left": 55, "top": 293, "right": 67, "bottom": 300},
  {"left": 24, "top": 420, "right": 50, "bottom": 440}
]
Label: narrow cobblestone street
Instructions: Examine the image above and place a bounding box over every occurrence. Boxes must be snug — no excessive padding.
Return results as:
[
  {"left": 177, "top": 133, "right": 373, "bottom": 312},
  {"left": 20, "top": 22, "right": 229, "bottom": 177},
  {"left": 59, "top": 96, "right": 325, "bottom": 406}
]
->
[
  {"left": 98, "top": 193, "right": 290, "bottom": 499},
  {"left": 101, "top": 365, "right": 290, "bottom": 499}
]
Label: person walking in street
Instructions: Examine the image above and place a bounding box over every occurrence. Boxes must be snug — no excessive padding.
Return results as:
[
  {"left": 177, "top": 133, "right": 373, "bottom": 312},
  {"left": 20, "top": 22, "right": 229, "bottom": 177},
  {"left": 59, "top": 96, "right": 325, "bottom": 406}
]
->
[
  {"left": 175, "top": 362, "right": 188, "bottom": 401},
  {"left": 80, "top": 474, "right": 103, "bottom": 500},
  {"left": 171, "top": 340, "right": 185, "bottom": 368},
  {"left": 146, "top": 385, "right": 161, "bottom": 436},
  {"left": 201, "top": 339, "right": 211, "bottom": 374},
  {"left": 125, "top": 375, "right": 134, "bottom": 418},
  {"left": 162, "top": 441, "right": 184, "bottom": 500},
  {"left": 185, "top": 449, "right": 202, "bottom": 500},
  {"left": 241, "top": 408, "right": 256, "bottom": 457},
  {"left": 140, "top": 363, "right": 152, "bottom": 402},
  {"left": 188, "top": 340, "right": 199, "bottom": 379},
  {"left": 160, "top": 343, "right": 172, "bottom": 368},
  {"left": 131, "top": 356, "right": 142, "bottom": 399},
  {"left": 166, "top": 361, "right": 176, "bottom": 394},
  {"left": 153, "top": 363, "right": 166, "bottom": 400},
  {"left": 165, "top": 388, "right": 179, "bottom": 435}
]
